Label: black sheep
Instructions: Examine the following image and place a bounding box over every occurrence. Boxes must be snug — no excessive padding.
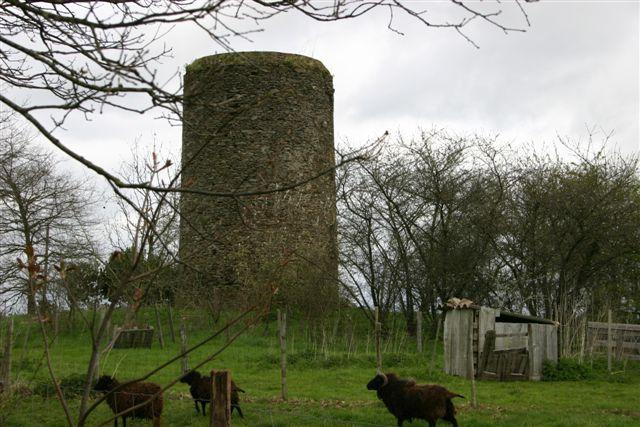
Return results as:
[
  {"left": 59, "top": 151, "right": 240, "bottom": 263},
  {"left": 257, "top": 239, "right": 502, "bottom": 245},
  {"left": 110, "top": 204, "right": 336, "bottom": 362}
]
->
[
  {"left": 94, "top": 375, "right": 163, "bottom": 427},
  {"left": 179, "top": 370, "right": 244, "bottom": 418},
  {"left": 366, "top": 372, "right": 463, "bottom": 427}
]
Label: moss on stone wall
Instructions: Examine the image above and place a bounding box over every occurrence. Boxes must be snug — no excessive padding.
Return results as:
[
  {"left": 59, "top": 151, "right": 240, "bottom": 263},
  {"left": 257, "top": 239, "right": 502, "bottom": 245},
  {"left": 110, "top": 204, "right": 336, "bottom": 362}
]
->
[
  {"left": 179, "top": 52, "right": 338, "bottom": 311},
  {"left": 186, "top": 51, "right": 330, "bottom": 74}
]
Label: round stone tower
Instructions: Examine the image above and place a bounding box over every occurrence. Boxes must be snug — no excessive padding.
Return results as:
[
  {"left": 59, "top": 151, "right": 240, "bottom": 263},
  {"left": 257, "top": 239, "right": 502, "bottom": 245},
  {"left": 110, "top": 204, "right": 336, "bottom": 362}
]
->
[{"left": 179, "top": 52, "right": 338, "bottom": 306}]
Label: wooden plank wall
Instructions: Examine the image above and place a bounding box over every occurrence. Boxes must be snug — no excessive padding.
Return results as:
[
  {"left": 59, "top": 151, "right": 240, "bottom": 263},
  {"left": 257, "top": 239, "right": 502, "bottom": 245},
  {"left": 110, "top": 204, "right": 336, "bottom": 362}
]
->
[
  {"left": 495, "top": 323, "right": 528, "bottom": 351},
  {"left": 528, "top": 324, "right": 543, "bottom": 380},
  {"left": 477, "top": 307, "right": 498, "bottom": 366},
  {"left": 545, "top": 325, "right": 558, "bottom": 362},
  {"left": 444, "top": 309, "right": 474, "bottom": 378},
  {"left": 528, "top": 324, "right": 558, "bottom": 380},
  {"left": 446, "top": 307, "right": 558, "bottom": 381},
  {"left": 587, "top": 321, "right": 640, "bottom": 361}
]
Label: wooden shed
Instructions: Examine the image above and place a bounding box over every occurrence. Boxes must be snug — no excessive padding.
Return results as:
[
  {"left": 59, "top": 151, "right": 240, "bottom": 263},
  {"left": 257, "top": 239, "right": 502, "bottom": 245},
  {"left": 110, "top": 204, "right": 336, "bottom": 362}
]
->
[{"left": 444, "top": 305, "right": 558, "bottom": 381}]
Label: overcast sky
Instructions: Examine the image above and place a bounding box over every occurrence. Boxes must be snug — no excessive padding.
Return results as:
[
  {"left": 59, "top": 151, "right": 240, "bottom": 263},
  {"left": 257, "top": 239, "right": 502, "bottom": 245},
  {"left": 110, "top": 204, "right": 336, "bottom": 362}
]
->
[{"left": 50, "top": 1, "right": 639, "bottom": 177}]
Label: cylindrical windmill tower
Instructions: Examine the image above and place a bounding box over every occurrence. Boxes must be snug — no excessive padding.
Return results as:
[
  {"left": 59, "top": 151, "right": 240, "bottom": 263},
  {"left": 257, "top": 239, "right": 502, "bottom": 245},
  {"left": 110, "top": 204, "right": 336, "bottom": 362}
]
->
[{"left": 179, "top": 52, "right": 338, "bottom": 309}]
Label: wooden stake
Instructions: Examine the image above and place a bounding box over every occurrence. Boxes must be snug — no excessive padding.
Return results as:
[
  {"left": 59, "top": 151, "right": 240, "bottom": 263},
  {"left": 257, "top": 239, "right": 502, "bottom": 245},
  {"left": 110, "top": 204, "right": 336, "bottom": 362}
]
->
[
  {"left": 52, "top": 309, "right": 59, "bottom": 345},
  {"left": 579, "top": 315, "right": 586, "bottom": 363},
  {"left": 179, "top": 317, "right": 189, "bottom": 374},
  {"left": 430, "top": 314, "right": 442, "bottom": 374},
  {"left": 375, "top": 307, "right": 382, "bottom": 373},
  {"left": 468, "top": 314, "right": 477, "bottom": 408},
  {"left": 0, "top": 317, "right": 13, "bottom": 387},
  {"left": 167, "top": 304, "right": 176, "bottom": 343},
  {"left": 277, "top": 309, "right": 287, "bottom": 401},
  {"left": 210, "top": 370, "right": 231, "bottom": 427},
  {"left": 20, "top": 322, "right": 31, "bottom": 366},
  {"left": 154, "top": 304, "right": 165, "bottom": 349},
  {"left": 607, "top": 308, "right": 612, "bottom": 373},
  {"left": 416, "top": 311, "right": 423, "bottom": 353}
]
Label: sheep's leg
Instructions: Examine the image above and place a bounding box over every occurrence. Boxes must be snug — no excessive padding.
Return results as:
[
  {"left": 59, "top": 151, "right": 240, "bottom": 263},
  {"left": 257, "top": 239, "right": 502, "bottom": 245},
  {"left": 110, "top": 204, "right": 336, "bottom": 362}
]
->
[
  {"left": 396, "top": 418, "right": 403, "bottom": 427},
  {"left": 122, "top": 416, "right": 127, "bottom": 427},
  {"left": 427, "top": 421, "right": 436, "bottom": 427},
  {"left": 194, "top": 399, "right": 200, "bottom": 414},
  {"left": 233, "top": 404, "right": 244, "bottom": 418},
  {"left": 444, "top": 399, "right": 458, "bottom": 426},
  {"left": 442, "top": 413, "right": 458, "bottom": 427},
  {"left": 443, "top": 414, "right": 458, "bottom": 427},
  {"left": 202, "top": 400, "right": 208, "bottom": 416}
]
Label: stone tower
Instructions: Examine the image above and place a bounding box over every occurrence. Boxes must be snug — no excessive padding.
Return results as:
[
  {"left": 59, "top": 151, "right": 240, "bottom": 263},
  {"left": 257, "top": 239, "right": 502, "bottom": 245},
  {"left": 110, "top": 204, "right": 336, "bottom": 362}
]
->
[{"left": 179, "top": 52, "right": 338, "bottom": 305}]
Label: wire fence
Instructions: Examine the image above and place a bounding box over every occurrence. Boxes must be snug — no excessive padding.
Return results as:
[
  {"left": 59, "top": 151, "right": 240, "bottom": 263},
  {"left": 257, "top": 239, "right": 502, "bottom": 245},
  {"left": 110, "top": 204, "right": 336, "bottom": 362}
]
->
[{"left": 0, "top": 306, "right": 438, "bottom": 426}]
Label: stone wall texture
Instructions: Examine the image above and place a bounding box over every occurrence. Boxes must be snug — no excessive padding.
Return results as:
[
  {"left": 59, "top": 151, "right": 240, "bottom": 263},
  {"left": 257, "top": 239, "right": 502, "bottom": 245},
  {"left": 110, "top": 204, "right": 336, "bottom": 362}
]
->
[{"left": 179, "top": 52, "right": 338, "bottom": 299}]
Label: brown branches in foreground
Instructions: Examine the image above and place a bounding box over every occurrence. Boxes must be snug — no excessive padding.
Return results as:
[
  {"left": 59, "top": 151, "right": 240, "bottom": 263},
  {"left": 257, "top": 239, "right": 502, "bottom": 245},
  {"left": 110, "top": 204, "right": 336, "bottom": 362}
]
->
[{"left": 1, "top": 1, "right": 536, "bottom": 194}]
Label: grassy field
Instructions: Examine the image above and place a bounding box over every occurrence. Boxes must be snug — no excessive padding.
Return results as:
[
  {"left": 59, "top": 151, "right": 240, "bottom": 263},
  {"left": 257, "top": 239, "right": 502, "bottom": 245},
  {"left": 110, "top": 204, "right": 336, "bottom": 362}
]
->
[{"left": 1, "top": 308, "right": 639, "bottom": 426}]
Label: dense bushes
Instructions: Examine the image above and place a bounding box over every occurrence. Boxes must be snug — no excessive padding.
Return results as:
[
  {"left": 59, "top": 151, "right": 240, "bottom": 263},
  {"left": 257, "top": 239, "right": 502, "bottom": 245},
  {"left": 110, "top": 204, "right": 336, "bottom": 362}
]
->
[
  {"left": 543, "top": 358, "right": 640, "bottom": 383},
  {"left": 543, "top": 359, "right": 594, "bottom": 381},
  {"left": 33, "top": 373, "right": 88, "bottom": 398}
]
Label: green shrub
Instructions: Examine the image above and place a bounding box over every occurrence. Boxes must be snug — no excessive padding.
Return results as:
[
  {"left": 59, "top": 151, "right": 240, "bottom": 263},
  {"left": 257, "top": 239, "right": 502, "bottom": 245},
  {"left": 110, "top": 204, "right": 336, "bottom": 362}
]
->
[
  {"left": 543, "top": 358, "right": 594, "bottom": 381},
  {"left": 33, "top": 373, "right": 89, "bottom": 398},
  {"left": 14, "top": 356, "right": 39, "bottom": 372}
]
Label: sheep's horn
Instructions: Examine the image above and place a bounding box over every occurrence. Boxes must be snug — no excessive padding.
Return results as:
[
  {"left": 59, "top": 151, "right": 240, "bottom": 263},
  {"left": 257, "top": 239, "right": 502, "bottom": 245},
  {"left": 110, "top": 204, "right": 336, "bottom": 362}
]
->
[
  {"left": 112, "top": 354, "right": 127, "bottom": 378},
  {"left": 379, "top": 372, "right": 388, "bottom": 387}
]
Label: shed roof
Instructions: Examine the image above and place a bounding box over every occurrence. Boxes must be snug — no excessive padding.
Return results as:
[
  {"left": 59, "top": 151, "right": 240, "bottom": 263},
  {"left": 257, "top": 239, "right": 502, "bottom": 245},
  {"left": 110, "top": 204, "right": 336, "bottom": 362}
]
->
[
  {"left": 446, "top": 303, "right": 556, "bottom": 325},
  {"left": 495, "top": 310, "right": 557, "bottom": 325}
]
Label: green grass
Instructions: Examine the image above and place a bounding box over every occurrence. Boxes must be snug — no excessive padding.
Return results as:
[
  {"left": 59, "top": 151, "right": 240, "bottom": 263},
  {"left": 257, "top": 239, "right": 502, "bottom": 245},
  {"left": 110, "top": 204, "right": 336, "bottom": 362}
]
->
[{"left": 1, "top": 308, "right": 639, "bottom": 426}]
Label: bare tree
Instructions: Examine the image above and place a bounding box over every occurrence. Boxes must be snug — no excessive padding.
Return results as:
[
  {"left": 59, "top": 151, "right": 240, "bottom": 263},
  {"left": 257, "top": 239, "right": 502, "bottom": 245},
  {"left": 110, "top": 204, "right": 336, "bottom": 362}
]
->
[
  {"left": 0, "top": 2, "right": 542, "bottom": 424},
  {"left": 0, "top": 0, "right": 537, "bottom": 196},
  {"left": 0, "top": 115, "right": 97, "bottom": 313},
  {"left": 338, "top": 130, "right": 505, "bottom": 332},
  {"left": 495, "top": 135, "right": 640, "bottom": 355}
]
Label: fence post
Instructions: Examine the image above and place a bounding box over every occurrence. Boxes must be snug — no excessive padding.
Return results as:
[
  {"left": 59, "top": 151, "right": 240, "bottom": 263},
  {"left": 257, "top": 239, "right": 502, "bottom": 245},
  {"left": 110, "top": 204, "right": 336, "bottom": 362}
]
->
[
  {"left": 154, "top": 304, "right": 165, "bottom": 349},
  {"left": 375, "top": 307, "right": 382, "bottom": 373},
  {"left": 579, "top": 316, "right": 586, "bottom": 363},
  {"left": 416, "top": 311, "right": 423, "bottom": 354},
  {"left": 615, "top": 329, "right": 625, "bottom": 362},
  {"left": 277, "top": 309, "right": 287, "bottom": 401},
  {"left": 179, "top": 317, "right": 189, "bottom": 374},
  {"left": 430, "top": 314, "right": 442, "bottom": 374},
  {"left": 1, "top": 317, "right": 14, "bottom": 388},
  {"left": 167, "top": 304, "right": 176, "bottom": 343},
  {"left": 210, "top": 370, "right": 231, "bottom": 427},
  {"left": 607, "top": 309, "right": 612, "bottom": 372},
  {"left": 53, "top": 309, "right": 59, "bottom": 345},
  {"left": 468, "top": 313, "right": 477, "bottom": 408}
]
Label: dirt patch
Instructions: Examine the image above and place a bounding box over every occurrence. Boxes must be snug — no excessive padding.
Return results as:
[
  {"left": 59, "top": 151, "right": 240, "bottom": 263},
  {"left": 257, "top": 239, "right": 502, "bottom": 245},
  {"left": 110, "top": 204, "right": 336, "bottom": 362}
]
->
[
  {"left": 264, "top": 396, "right": 376, "bottom": 409},
  {"left": 603, "top": 408, "right": 640, "bottom": 419}
]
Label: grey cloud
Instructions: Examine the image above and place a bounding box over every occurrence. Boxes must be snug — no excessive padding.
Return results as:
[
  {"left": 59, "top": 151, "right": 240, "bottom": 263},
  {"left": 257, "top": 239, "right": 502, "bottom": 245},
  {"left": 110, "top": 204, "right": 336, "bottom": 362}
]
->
[{"left": 18, "top": 0, "right": 637, "bottom": 172}]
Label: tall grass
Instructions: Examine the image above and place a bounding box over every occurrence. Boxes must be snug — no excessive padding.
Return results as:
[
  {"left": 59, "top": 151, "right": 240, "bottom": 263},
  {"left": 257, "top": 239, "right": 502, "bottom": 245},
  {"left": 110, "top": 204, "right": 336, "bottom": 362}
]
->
[{"left": 1, "top": 306, "right": 638, "bottom": 426}]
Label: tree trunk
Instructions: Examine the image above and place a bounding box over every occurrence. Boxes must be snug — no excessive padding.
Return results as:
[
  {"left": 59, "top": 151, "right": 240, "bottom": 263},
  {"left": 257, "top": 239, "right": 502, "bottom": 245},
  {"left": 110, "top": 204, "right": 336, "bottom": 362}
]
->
[{"left": 27, "top": 291, "right": 37, "bottom": 315}]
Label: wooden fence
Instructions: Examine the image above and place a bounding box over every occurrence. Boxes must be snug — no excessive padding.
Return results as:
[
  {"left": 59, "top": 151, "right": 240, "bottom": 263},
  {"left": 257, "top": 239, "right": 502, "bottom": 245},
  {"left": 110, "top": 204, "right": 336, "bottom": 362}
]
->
[
  {"left": 112, "top": 327, "right": 155, "bottom": 349},
  {"left": 587, "top": 321, "right": 640, "bottom": 361}
]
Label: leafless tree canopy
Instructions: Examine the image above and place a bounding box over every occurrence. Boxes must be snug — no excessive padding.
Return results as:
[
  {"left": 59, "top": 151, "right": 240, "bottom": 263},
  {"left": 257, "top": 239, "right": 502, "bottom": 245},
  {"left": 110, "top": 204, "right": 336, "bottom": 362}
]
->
[
  {"left": 0, "top": 4, "right": 544, "bottom": 425},
  {"left": 0, "top": 115, "right": 97, "bottom": 313},
  {"left": 0, "top": 0, "right": 536, "bottom": 191},
  {"left": 337, "top": 129, "right": 640, "bottom": 345}
]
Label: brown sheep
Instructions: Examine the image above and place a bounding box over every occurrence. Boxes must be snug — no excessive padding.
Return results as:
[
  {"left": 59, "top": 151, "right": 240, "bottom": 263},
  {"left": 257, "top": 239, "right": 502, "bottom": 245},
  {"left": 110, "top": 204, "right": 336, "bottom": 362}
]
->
[
  {"left": 94, "top": 375, "right": 162, "bottom": 427},
  {"left": 366, "top": 372, "right": 463, "bottom": 427},
  {"left": 179, "top": 370, "right": 244, "bottom": 418}
]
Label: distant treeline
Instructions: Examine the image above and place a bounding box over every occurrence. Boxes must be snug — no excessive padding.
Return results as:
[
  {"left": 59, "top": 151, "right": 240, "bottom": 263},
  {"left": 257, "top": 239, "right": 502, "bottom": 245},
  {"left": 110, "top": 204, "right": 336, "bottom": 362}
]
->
[{"left": 337, "top": 129, "right": 640, "bottom": 355}]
